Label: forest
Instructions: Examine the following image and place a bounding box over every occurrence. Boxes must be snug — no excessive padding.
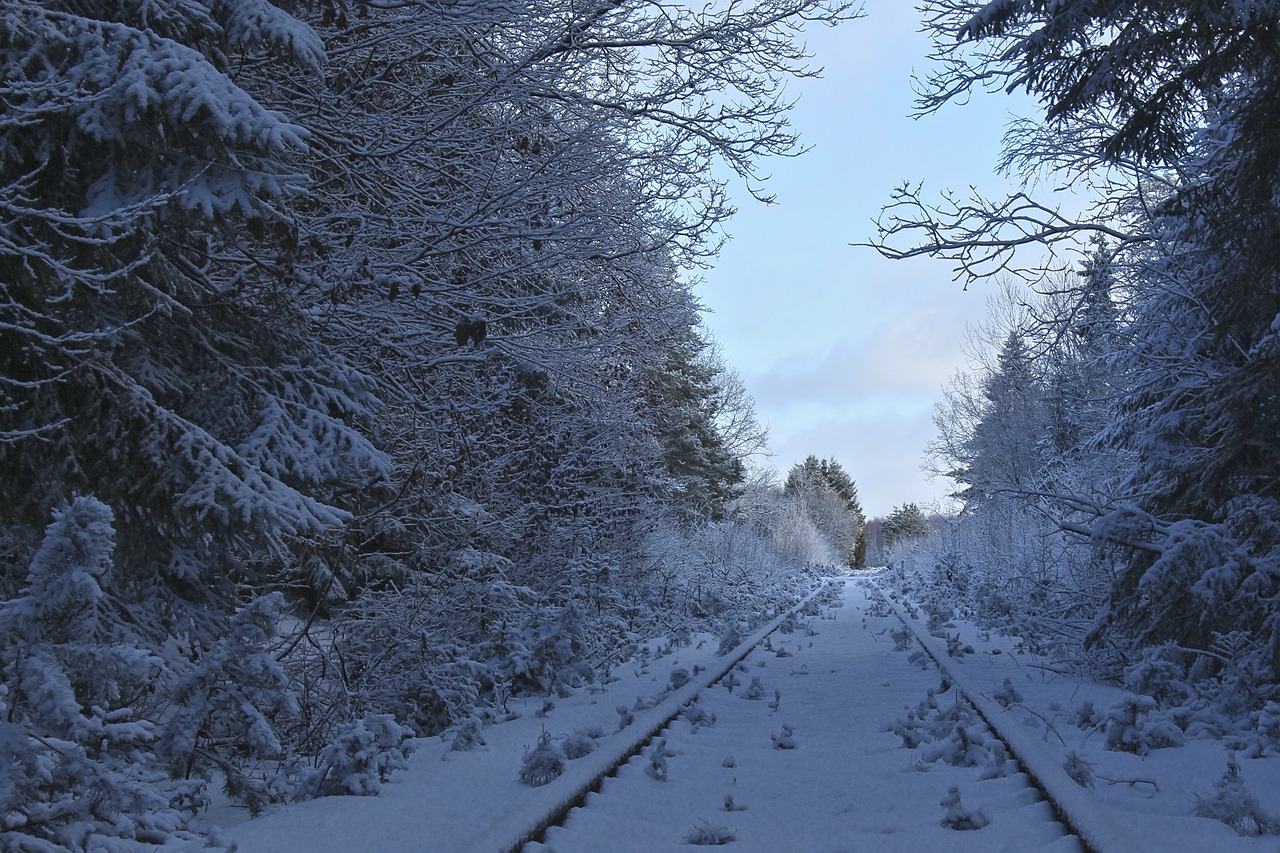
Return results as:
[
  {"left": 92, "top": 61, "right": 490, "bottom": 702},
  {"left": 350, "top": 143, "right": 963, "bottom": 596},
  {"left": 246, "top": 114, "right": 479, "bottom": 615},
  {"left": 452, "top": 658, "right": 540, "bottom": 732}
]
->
[
  {"left": 3, "top": 0, "right": 1280, "bottom": 850},
  {"left": 0, "top": 0, "right": 868, "bottom": 848},
  {"left": 870, "top": 0, "right": 1280, "bottom": 797}
]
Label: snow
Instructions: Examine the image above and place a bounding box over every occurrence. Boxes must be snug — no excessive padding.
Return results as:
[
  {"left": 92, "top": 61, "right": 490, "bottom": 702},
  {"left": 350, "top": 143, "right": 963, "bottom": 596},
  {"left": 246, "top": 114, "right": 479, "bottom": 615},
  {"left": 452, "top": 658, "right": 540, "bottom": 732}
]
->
[
  {"left": 219, "top": 576, "right": 1280, "bottom": 851},
  {"left": 212, "top": 578, "right": 1278, "bottom": 850},
  {"left": 875, "top": 582, "right": 1280, "bottom": 852}
]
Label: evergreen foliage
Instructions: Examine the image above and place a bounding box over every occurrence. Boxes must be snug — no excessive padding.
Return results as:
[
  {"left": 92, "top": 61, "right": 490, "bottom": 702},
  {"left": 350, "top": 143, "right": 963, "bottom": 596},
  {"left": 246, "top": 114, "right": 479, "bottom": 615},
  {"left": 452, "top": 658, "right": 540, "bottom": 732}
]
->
[
  {"left": 883, "top": 504, "right": 929, "bottom": 550},
  {"left": 0, "top": 0, "right": 860, "bottom": 839},
  {"left": 784, "top": 456, "right": 867, "bottom": 567}
]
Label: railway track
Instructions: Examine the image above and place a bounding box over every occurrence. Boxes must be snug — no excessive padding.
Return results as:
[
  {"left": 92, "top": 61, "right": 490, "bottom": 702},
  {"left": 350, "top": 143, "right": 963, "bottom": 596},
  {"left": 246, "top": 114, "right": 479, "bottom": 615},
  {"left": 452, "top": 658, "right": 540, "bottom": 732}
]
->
[
  {"left": 461, "top": 580, "right": 843, "bottom": 853},
  {"left": 503, "top": 578, "right": 1090, "bottom": 852}
]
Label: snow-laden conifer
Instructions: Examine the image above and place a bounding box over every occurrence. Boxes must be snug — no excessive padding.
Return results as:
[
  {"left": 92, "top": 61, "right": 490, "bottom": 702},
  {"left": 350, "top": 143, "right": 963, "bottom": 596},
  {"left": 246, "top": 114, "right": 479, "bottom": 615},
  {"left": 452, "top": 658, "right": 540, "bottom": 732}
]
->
[{"left": 0, "top": 497, "right": 212, "bottom": 850}]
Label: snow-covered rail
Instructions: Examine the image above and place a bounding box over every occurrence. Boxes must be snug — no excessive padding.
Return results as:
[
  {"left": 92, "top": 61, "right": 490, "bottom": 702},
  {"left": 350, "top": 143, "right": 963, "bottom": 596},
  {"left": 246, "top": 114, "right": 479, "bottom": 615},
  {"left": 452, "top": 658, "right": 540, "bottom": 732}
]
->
[
  {"left": 521, "top": 577, "right": 1086, "bottom": 852},
  {"left": 871, "top": 581, "right": 1149, "bottom": 853},
  {"left": 465, "top": 579, "right": 842, "bottom": 853}
]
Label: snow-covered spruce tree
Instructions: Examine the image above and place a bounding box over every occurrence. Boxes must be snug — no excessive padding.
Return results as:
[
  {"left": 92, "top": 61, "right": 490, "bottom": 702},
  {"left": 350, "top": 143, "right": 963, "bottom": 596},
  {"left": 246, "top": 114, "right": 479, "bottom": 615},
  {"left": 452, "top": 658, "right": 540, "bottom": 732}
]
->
[
  {"left": 159, "top": 593, "right": 300, "bottom": 815},
  {"left": 644, "top": 323, "right": 748, "bottom": 522},
  {"left": 0, "top": 0, "right": 407, "bottom": 823},
  {"left": 0, "top": 496, "right": 209, "bottom": 850},
  {"left": 0, "top": 0, "right": 387, "bottom": 605},
  {"left": 883, "top": 503, "right": 929, "bottom": 553}
]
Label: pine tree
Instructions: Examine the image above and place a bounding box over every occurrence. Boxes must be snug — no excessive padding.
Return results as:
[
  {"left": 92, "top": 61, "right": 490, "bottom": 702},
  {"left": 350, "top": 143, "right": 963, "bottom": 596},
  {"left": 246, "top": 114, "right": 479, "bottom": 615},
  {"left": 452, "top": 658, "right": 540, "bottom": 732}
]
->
[
  {"left": 883, "top": 503, "right": 930, "bottom": 550},
  {"left": 963, "top": 332, "right": 1046, "bottom": 504},
  {"left": 784, "top": 456, "right": 866, "bottom": 567}
]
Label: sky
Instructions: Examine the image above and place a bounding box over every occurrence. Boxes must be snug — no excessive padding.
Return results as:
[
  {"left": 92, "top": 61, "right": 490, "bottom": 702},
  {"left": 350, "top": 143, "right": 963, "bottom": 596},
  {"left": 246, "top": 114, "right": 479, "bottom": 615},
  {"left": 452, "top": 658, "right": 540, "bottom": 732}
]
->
[{"left": 696, "top": 3, "right": 1034, "bottom": 519}]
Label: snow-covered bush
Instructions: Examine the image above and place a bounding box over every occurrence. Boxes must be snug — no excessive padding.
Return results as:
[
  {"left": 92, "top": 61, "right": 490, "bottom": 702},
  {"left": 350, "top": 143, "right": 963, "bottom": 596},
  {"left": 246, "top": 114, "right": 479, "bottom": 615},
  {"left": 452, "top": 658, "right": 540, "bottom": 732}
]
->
[
  {"left": 519, "top": 732, "right": 566, "bottom": 787},
  {"left": 1104, "top": 693, "right": 1185, "bottom": 754},
  {"left": 1192, "top": 755, "right": 1279, "bottom": 837},
  {"left": 307, "top": 715, "right": 413, "bottom": 798}
]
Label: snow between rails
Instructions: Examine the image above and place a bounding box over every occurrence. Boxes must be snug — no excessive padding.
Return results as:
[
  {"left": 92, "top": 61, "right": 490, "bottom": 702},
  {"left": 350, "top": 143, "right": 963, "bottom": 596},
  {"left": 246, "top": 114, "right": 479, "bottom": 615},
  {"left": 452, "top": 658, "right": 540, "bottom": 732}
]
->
[{"left": 463, "top": 580, "right": 840, "bottom": 853}]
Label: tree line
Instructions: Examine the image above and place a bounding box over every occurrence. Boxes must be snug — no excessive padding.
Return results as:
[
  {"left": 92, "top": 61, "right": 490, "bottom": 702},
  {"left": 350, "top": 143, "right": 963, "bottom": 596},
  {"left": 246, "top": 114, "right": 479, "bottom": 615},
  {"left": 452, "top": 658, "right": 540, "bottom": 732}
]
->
[
  {"left": 0, "top": 0, "right": 863, "bottom": 848},
  {"left": 872, "top": 0, "right": 1280, "bottom": 743}
]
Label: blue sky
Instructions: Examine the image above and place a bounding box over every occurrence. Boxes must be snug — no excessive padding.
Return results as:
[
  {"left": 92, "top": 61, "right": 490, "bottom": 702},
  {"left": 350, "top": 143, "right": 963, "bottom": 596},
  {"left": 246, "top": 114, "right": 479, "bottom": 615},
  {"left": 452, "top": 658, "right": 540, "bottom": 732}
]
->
[{"left": 696, "top": 3, "right": 1033, "bottom": 518}]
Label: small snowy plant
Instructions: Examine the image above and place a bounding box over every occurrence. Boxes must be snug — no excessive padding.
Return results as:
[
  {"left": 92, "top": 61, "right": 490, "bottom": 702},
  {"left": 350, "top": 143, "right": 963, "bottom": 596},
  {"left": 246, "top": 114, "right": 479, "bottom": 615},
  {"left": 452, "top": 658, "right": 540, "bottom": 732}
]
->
[
  {"left": 771, "top": 724, "right": 797, "bottom": 749},
  {"left": 448, "top": 716, "right": 487, "bottom": 752},
  {"left": 686, "top": 821, "right": 736, "bottom": 845},
  {"left": 716, "top": 623, "right": 744, "bottom": 656},
  {"left": 1074, "top": 700, "right": 1102, "bottom": 729},
  {"left": 992, "top": 678, "right": 1023, "bottom": 708},
  {"left": 742, "top": 676, "right": 766, "bottom": 700},
  {"left": 684, "top": 701, "right": 716, "bottom": 729},
  {"left": 308, "top": 715, "right": 413, "bottom": 797},
  {"left": 1193, "top": 754, "right": 1280, "bottom": 836},
  {"left": 646, "top": 738, "right": 671, "bottom": 781},
  {"left": 944, "top": 633, "right": 974, "bottom": 658},
  {"left": 940, "top": 785, "right": 990, "bottom": 831},
  {"left": 562, "top": 728, "right": 601, "bottom": 760},
  {"left": 1104, "top": 693, "right": 1185, "bottom": 754},
  {"left": 1246, "top": 701, "right": 1280, "bottom": 756},
  {"left": 1063, "top": 751, "right": 1096, "bottom": 788},
  {"left": 519, "top": 732, "right": 566, "bottom": 786}
]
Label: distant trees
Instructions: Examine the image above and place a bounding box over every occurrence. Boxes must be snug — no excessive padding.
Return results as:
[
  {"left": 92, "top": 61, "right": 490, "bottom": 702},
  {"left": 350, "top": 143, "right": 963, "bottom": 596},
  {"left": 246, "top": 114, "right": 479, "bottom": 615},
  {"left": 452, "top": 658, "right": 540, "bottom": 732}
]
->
[
  {"left": 784, "top": 456, "right": 867, "bottom": 567},
  {"left": 883, "top": 503, "right": 929, "bottom": 551}
]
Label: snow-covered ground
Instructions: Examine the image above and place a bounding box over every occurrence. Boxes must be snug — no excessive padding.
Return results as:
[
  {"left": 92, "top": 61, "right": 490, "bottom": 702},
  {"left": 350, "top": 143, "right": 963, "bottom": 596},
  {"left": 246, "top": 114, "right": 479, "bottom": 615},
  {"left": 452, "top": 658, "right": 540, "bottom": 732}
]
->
[
  {"left": 220, "top": 578, "right": 1280, "bottom": 852},
  {"left": 873, "top": 580, "right": 1280, "bottom": 853}
]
